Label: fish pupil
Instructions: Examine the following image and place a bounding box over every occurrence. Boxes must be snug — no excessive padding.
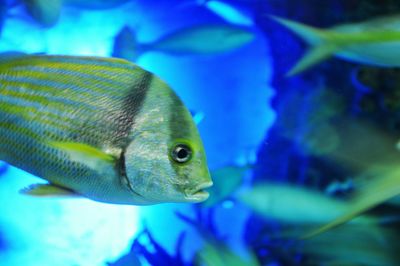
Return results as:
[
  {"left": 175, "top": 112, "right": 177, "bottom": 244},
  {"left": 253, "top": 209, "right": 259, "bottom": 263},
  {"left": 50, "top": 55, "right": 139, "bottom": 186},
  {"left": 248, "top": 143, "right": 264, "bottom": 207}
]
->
[
  {"left": 177, "top": 148, "right": 188, "bottom": 159},
  {"left": 172, "top": 144, "right": 192, "bottom": 163}
]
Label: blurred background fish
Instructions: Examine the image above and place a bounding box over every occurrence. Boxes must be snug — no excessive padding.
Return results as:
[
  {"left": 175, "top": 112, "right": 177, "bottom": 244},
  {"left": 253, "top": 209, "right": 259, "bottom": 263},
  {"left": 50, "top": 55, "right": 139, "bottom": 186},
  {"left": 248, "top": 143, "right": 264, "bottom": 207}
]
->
[
  {"left": 238, "top": 182, "right": 380, "bottom": 225},
  {"left": 177, "top": 0, "right": 254, "bottom": 26},
  {"left": 112, "top": 23, "right": 255, "bottom": 61},
  {"left": 271, "top": 14, "right": 400, "bottom": 76}
]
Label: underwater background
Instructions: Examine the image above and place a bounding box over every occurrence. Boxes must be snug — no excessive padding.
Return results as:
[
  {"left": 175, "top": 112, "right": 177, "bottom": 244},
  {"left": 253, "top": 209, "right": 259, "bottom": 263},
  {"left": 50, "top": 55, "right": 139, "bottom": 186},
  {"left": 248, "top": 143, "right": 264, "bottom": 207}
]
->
[{"left": 1, "top": 0, "right": 400, "bottom": 265}]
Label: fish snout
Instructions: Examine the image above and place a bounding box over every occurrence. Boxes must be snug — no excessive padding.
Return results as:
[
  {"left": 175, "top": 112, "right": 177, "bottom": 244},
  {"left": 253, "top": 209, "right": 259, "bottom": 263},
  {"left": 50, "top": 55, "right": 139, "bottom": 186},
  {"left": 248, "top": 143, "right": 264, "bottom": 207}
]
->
[{"left": 184, "top": 181, "right": 213, "bottom": 202}]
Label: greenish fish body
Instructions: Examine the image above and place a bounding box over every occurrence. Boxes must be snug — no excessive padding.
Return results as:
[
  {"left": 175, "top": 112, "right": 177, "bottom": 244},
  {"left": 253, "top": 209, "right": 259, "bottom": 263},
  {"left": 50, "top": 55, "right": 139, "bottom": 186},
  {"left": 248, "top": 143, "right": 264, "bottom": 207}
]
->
[
  {"left": 271, "top": 14, "right": 400, "bottom": 76},
  {"left": 112, "top": 24, "right": 255, "bottom": 61},
  {"left": 0, "top": 55, "right": 212, "bottom": 205},
  {"left": 238, "top": 182, "right": 377, "bottom": 225},
  {"left": 148, "top": 24, "right": 254, "bottom": 55}
]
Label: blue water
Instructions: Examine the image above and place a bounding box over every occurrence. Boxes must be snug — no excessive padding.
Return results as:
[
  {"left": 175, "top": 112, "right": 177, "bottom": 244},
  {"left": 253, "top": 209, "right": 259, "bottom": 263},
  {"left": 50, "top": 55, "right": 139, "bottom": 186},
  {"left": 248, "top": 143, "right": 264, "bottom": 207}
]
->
[{"left": 1, "top": 0, "right": 399, "bottom": 265}]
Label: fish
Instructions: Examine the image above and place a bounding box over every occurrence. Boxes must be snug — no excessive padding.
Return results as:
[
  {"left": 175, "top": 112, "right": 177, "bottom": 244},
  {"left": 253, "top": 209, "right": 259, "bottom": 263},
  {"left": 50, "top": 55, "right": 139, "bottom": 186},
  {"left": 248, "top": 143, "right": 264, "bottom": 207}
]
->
[
  {"left": 112, "top": 24, "right": 255, "bottom": 61},
  {"left": 64, "top": 0, "right": 131, "bottom": 10},
  {"left": 296, "top": 119, "right": 400, "bottom": 237},
  {"left": 178, "top": 0, "right": 253, "bottom": 26},
  {"left": 284, "top": 224, "right": 400, "bottom": 266},
  {"left": 0, "top": 54, "right": 212, "bottom": 205},
  {"left": 303, "top": 165, "right": 400, "bottom": 238},
  {"left": 205, "top": 1, "right": 253, "bottom": 27},
  {"left": 22, "top": 0, "right": 62, "bottom": 27},
  {"left": 270, "top": 14, "right": 400, "bottom": 76},
  {"left": 196, "top": 240, "right": 259, "bottom": 266},
  {"left": 238, "top": 182, "right": 378, "bottom": 224}
]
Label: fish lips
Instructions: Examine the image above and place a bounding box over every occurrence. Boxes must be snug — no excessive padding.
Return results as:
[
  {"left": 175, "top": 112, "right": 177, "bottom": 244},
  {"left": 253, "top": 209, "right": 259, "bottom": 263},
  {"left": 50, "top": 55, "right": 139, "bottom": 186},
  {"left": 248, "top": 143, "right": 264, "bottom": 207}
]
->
[{"left": 184, "top": 181, "right": 213, "bottom": 202}]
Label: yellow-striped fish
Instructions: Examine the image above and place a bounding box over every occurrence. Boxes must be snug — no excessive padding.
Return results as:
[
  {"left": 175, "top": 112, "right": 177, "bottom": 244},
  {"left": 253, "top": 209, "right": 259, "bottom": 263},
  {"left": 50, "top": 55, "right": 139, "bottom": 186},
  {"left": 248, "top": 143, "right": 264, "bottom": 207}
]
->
[
  {"left": 0, "top": 54, "right": 212, "bottom": 205},
  {"left": 271, "top": 14, "right": 400, "bottom": 76}
]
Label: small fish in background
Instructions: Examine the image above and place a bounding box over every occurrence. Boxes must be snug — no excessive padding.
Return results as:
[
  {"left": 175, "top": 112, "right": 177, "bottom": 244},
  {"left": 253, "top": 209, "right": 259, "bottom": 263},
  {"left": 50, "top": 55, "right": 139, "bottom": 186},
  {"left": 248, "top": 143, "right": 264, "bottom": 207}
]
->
[
  {"left": 304, "top": 165, "right": 400, "bottom": 238},
  {"left": 112, "top": 24, "right": 255, "bottom": 61},
  {"left": 196, "top": 240, "right": 259, "bottom": 266},
  {"left": 279, "top": 224, "right": 400, "bottom": 266},
  {"left": 63, "top": 0, "right": 131, "bottom": 10},
  {"left": 177, "top": 0, "right": 254, "bottom": 27},
  {"left": 203, "top": 0, "right": 254, "bottom": 27},
  {"left": 299, "top": 119, "right": 400, "bottom": 237},
  {"left": 270, "top": 14, "right": 400, "bottom": 76},
  {"left": 0, "top": 54, "right": 212, "bottom": 205},
  {"left": 22, "top": 0, "right": 62, "bottom": 27},
  {"left": 202, "top": 164, "right": 251, "bottom": 208},
  {"left": 238, "top": 182, "right": 380, "bottom": 225}
]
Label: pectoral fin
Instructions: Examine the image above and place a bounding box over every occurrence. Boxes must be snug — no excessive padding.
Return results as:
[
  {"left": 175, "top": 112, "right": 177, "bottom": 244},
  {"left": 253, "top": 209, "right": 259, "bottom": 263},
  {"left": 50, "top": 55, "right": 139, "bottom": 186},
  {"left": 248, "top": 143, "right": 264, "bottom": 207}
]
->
[
  {"left": 48, "top": 141, "right": 117, "bottom": 172},
  {"left": 20, "top": 183, "right": 80, "bottom": 197}
]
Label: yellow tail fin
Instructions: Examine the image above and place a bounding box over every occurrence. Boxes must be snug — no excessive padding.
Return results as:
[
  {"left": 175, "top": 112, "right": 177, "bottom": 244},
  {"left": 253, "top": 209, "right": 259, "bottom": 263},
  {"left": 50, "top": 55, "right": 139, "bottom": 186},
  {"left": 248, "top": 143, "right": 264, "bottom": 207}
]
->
[{"left": 270, "top": 15, "right": 338, "bottom": 76}]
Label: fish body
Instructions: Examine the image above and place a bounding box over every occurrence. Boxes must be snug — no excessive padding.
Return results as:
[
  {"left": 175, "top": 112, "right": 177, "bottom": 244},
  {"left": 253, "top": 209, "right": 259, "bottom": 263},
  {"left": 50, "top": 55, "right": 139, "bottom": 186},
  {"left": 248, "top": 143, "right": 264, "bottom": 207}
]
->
[
  {"left": 0, "top": 55, "right": 212, "bottom": 205},
  {"left": 239, "top": 183, "right": 375, "bottom": 224},
  {"left": 112, "top": 24, "right": 254, "bottom": 61},
  {"left": 271, "top": 15, "right": 400, "bottom": 76}
]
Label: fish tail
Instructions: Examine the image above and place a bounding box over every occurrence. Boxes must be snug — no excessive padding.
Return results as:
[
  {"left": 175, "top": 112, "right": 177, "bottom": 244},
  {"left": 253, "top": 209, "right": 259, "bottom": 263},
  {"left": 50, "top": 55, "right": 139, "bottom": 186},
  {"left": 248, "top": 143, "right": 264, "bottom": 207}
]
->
[
  {"left": 112, "top": 26, "right": 143, "bottom": 62},
  {"left": 270, "top": 15, "right": 338, "bottom": 76},
  {"left": 302, "top": 168, "right": 400, "bottom": 239}
]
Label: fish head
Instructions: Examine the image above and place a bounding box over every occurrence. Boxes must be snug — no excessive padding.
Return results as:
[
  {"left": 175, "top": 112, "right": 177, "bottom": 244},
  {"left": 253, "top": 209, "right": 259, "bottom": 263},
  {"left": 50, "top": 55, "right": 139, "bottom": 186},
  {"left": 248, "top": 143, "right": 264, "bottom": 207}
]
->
[{"left": 123, "top": 77, "right": 212, "bottom": 204}]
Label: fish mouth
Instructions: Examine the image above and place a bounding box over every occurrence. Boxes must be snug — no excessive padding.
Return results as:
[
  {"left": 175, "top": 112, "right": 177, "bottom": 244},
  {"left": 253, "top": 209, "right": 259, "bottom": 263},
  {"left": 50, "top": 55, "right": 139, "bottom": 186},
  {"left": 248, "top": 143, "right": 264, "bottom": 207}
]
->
[{"left": 184, "top": 181, "right": 213, "bottom": 202}]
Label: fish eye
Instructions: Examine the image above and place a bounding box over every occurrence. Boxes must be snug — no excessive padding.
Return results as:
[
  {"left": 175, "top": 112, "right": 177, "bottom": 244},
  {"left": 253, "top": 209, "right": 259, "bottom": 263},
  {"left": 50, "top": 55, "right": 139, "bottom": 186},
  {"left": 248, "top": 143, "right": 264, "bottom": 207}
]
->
[{"left": 171, "top": 144, "right": 192, "bottom": 163}]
